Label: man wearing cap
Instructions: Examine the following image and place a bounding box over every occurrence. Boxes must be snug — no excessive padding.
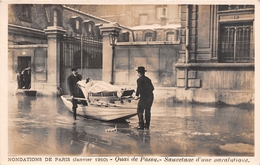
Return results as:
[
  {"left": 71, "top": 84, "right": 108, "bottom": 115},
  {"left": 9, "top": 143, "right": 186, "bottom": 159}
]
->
[
  {"left": 135, "top": 66, "right": 154, "bottom": 130},
  {"left": 67, "top": 67, "right": 82, "bottom": 120}
]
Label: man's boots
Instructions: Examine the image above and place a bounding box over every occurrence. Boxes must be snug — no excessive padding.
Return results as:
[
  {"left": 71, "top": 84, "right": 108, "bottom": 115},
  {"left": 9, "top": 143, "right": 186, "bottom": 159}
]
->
[
  {"left": 73, "top": 108, "right": 77, "bottom": 120},
  {"left": 137, "top": 113, "right": 144, "bottom": 130}
]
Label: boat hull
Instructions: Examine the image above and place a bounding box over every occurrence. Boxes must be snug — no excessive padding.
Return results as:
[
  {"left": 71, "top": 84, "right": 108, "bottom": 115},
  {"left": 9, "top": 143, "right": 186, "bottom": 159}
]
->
[{"left": 61, "top": 95, "right": 137, "bottom": 121}]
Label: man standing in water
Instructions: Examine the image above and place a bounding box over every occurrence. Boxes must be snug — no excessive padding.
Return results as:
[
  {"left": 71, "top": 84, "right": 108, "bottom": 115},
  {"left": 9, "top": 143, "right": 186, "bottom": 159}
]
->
[
  {"left": 22, "top": 67, "right": 31, "bottom": 89},
  {"left": 16, "top": 69, "right": 23, "bottom": 89},
  {"left": 135, "top": 66, "right": 154, "bottom": 130},
  {"left": 67, "top": 67, "right": 82, "bottom": 120}
]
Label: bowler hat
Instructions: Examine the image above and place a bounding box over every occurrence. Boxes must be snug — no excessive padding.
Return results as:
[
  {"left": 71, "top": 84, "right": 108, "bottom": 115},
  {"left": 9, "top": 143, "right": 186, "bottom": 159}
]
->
[
  {"left": 136, "top": 66, "right": 147, "bottom": 72},
  {"left": 71, "top": 67, "right": 78, "bottom": 71}
]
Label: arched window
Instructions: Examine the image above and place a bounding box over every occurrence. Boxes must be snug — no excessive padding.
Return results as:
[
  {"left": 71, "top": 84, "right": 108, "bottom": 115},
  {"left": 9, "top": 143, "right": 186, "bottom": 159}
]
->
[
  {"left": 166, "top": 32, "right": 175, "bottom": 41},
  {"left": 164, "top": 29, "right": 179, "bottom": 42},
  {"left": 82, "top": 20, "right": 95, "bottom": 36},
  {"left": 143, "top": 29, "right": 156, "bottom": 41},
  {"left": 122, "top": 31, "right": 130, "bottom": 42},
  {"left": 145, "top": 33, "right": 153, "bottom": 41},
  {"left": 75, "top": 19, "right": 80, "bottom": 30},
  {"left": 88, "top": 23, "right": 92, "bottom": 33},
  {"left": 70, "top": 16, "right": 83, "bottom": 34}
]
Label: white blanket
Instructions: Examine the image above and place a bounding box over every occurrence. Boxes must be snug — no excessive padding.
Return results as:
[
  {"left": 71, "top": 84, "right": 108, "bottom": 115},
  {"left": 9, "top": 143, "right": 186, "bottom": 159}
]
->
[
  {"left": 89, "top": 81, "right": 121, "bottom": 93},
  {"left": 78, "top": 80, "right": 121, "bottom": 92},
  {"left": 77, "top": 80, "right": 123, "bottom": 99}
]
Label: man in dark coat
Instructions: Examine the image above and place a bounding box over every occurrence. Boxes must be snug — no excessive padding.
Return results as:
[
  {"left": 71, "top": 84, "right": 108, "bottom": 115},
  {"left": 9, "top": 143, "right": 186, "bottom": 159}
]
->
[
  {"left": 67, "top": 67, "right": 82, "bottom": 120},
  {"left": 135, "top": 66, "right": 154, "bottom": 130},
  {"left": 22, "top": 67, "right": 31, "bottom": 89},
  {"left": 16, "top": 70, "right": 23, "bottom": 89}
]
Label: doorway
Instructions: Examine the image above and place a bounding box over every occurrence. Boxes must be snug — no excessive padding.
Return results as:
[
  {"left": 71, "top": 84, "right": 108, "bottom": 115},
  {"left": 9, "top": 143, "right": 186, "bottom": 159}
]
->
[
  {"left": 18, "top": 57, "right": 31, "bottom": 89},
  {"left": 18, "top": 57, "right": 31, "bottom": 71}
]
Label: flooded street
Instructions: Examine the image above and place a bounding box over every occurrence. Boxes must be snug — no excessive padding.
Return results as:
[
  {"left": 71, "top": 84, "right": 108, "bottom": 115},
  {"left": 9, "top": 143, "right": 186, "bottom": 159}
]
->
[{"left": 8, "top": 94, "right": 254, "bottom": 156}]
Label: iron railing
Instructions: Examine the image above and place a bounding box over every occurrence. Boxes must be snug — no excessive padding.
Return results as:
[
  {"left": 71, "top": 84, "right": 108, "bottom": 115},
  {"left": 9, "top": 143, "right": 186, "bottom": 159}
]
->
[
  {"left": 61, "top": 33, "right": 103, "bottom": 69},
  {"left": 219, "top": 24, "right": 254, "bottom": 63}
]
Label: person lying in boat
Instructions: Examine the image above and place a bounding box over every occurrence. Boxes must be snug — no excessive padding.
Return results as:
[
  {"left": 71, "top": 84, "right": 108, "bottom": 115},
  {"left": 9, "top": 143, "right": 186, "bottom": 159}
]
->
[
  {"left": 76, "top": 78, "right": 93, "bottom": 104},
  {"left": 77, "top": 78, "right": 134, "bottom": 100}
]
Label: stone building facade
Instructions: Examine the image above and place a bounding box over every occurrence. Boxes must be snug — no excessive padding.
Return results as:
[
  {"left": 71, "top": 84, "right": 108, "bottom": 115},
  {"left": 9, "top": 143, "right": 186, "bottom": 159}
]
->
[
  {"left": 8, "top": 4, "right": 181, "bottom": 97},
  {"left": 175, "top": 5, "right": 254, "bottom": 105},
  {"left": 8, "top": 4, "right": 254, "bottom": 105},
  {"left": 8, "top": 4, "right": 111, "bottom": 96}
]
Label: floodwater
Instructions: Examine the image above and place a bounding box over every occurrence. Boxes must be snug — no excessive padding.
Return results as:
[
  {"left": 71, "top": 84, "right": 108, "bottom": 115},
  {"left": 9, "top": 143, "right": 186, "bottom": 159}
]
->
[{"left": 8, "top": 94, "right": 254, "bottom": 156}]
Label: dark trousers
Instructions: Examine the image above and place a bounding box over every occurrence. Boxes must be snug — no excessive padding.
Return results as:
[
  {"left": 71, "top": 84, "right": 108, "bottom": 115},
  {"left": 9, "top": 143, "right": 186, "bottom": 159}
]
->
[
  {"left": 72, "top": 98, "right": 78, "bottom": 120},
  {"left": 137, "top": 95, "right": 154, "bottom": 128},
  {"left": 24, "top": 76, "right": 31, "bottom": 89},
  {"left": 18, "top": 81, "right": 23, "bottom": 89}
]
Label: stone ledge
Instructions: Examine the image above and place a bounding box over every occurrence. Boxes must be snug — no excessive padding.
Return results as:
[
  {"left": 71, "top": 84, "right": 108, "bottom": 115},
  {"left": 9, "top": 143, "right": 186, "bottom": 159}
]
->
[
  {"left": 175, "top": 63, "right": 254, "bottom": 68},
  {"left": 174, "top": 88, "right": 254, "bottom": 105},
  {"left": 117, "top": 41, "right": 180, "bottom": 46}
]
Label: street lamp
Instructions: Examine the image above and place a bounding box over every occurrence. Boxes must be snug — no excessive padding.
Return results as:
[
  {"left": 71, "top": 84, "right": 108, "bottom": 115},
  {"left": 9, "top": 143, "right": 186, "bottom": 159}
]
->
[{"left": 109, "top": 31, "right": 118, "bottom": 84}]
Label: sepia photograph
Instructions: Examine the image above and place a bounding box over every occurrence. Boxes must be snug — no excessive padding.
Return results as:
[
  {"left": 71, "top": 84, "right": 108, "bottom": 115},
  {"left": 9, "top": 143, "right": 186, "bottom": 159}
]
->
[{"left": 1, "top": 1, "right": 259, "bottom": 164}]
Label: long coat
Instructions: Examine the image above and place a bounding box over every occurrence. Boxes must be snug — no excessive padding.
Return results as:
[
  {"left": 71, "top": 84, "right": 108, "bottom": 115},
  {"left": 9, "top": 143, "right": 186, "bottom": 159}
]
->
[
  {"left": 136, "top": 75, "right": 154, "bottom": 100},
  {"left": 67, "top": 74, "right": 82, "bottom": 97}
]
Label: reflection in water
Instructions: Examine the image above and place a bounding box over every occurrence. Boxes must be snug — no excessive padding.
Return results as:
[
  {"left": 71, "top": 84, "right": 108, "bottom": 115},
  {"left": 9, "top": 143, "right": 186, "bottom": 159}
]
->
[
  {"left": 64, "top": 122, "right": 152, "bottom": 155},
  {"left": 8, "top": 95, "right": 254, "bottom": 156},
  {"left": 17, "top": 95, "right": 36, "bottom": 115},
  {"left": 136, "top": 130, "right": 151, "bottom": 154},
  {"left": 70, "top": 123, "right": 86, "bottom": 154}
]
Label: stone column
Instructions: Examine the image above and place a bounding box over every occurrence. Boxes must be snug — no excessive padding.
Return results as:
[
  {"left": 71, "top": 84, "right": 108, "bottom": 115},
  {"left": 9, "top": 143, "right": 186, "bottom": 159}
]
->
[
  {"left": 99, "top": 23, "right": 121, "bottom": 84},
  {"left": 44, "top": 26, "right": 66, "bottom": 96}
]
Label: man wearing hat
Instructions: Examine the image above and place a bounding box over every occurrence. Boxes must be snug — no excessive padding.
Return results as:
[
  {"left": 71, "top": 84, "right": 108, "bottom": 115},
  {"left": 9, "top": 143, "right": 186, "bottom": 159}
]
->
[
  {"left": 67, "top": 67, "right": 82, "bottom": 120},
  {"left": 135, "top": 66, "right": 154, "bottom": 130}
]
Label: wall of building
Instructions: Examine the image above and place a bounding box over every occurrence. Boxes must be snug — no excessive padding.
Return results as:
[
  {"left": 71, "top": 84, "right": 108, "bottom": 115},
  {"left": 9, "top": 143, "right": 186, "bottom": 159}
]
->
[
  {"left": 69, "top": 5, "right": 180, "bottom": 27},
  {"left": 176, "top": 65, "right": 254, "bottom": 90},
  {"left": 114, "top": 43, "right": 180, "bottom": 87},
  {"left": 8, "top": 46, "right": 48, "bottom": 94},
  {"left": 8, "top": 4, "right": 49, "bottom": 30},
  {"left": 133, "top": 28, "right": 180, "bottom": 42},
  {"left": 8, "top": 4, "right": 254, "bottom": 105},
  {"left": 175, "top": 64, "right": 254, "bottom": 104},
  {"left": 62, "top": 6, "right": 110, "bottom": 35},
  {"left": 175, "top": 5, "right": 255, "bottom": 105},
  {"left": 8, "top": 4, "right": 109, "bottom": 96}
]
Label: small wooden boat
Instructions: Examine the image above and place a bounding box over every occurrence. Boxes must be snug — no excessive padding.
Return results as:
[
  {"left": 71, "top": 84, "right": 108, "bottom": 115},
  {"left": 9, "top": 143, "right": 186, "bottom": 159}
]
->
[
  {"left": 61, "top": 80, "right": 138, "bottom": 121},
  {"left": 23, "top": 90, "right": 37, "bottom": 96},
  {"left": 16, "top": 89, "right": 37, "bottom": 96},
  {"left": 61, "top": 95, "right": 137, "bottom": 122}
]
